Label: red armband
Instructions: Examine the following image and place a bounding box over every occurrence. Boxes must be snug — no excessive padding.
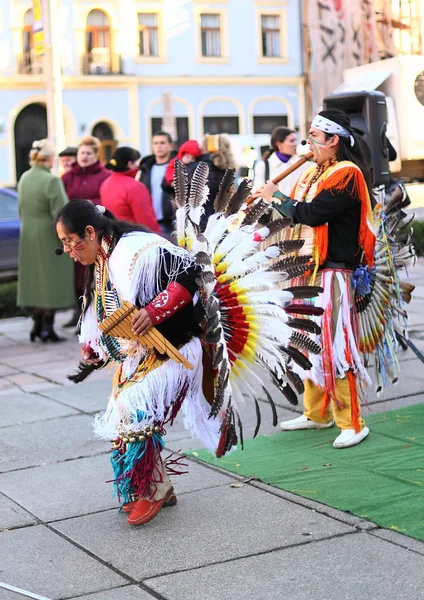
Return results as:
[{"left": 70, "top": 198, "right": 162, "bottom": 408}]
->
[{"left": 144, "top": 282, "right": 193, "bottom": 325}]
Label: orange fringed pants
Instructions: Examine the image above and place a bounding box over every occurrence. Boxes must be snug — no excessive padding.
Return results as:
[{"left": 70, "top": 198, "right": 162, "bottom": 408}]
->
[
  {"left": 303, "top": 269, "right": 366, "bottom": 433},
  {"left": 303, "top": 378, "right": 365, "bottom": 432}
]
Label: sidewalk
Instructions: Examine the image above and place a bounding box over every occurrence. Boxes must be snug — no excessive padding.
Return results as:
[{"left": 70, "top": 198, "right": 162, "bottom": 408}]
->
[{"left": 1, "top": 262, "right": 424, "bottom": 600}]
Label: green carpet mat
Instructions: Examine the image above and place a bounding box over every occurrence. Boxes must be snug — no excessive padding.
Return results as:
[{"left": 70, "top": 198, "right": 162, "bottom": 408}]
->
[{"left": 188, "top": 404, "right": 424, "bottom": 541}]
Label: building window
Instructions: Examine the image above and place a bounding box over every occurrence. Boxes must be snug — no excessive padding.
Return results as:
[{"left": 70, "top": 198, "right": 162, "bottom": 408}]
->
[
  {"left": 19, "top": 9, "right": 43, "bottom": 74},
  {"left": 151, "top": 117, "right": 189, "bottom": 149},
  {"left": 138, "top": 13, "right": 159, "bottom": 57},
  {"left": 253, "top": 115, "right": 288, "bottom": 134},
  {"left": 261, "top": 15, "right": 281, "bottom": 57},
  {"left": 201, "top": 14, "right": 221, "bottom": 57},
  {"left": 84, "top": 9, "right": 111, "bottom": 74},
  {"left": 203, "top": 116, "right": 239, "bottom": 135},
  {"left": 92, "top": 121, "right": 116, "bottom": 164}
]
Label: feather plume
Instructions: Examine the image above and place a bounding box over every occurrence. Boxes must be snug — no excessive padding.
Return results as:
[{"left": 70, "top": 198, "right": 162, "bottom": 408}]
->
[
  {"left": 284, "top": 303, "right": 324, "bottom": 316},
  {"left": 241, "top": 200, "right": 270, "bottom": 226},
  {"left": 188, "top": 162, "right": 209, "bottom": 225},
  {"left": 205, "top": 326, "right": 222, "bottom": 344},
  {"left": 265, "top": 217, "right": 292, "bottom": 237},
  {"left": 253, "top": 398, "right": 262, "bottom": 438},
  {"left": 285, "top": 285, "right": 324, "bottom": 299},
  {"left": 271, "top": 239, "right": 305, "bottom": 254},
  {"left": 195, "top": 271, "right": 215, "bottom": 287},
  {"left": 289, "top": 332, "right": 322, "bottom": 354},
  {"left": 209, "top": 359, "right": 229, "bottom": 418},
  {"left": 237, "top": 413, "right": 244, "bottom": 450},
  {"left": 195, "top": 251, "right": 212, "bottom": 266},
  {"left": 216, "top": 405, "right": 237, "bottom": 458},
  {"left": 286, "top": 318, "right": 321, "bottom": 335},
  {"left": 212, "top": 344, "right": 224, "bottom": 369},
  {"left": 280, "top": 345, "right": 313, "bottom": 371},
  {"left": 276, "top": 263, "right": 313, "bottom": 280},
  {"left": 214, "top": 169, "right": 235, "bottom": 213},
  {"left": 224, "top": 179, "right": 252, "bottom": 217},
  {"left": 286, "top": 369, "right": 305, "bottom": 394},
  {"left": 173, "top": 159, "right": 188, "bottom": 209},
  {"left": 67, "top": 361, "right": 105, "bottom": 383},
  {"left": 268, "top": 255, "right": 312, "bottom": 271},
  {"left": 269, "top": 372, "right": 298, "bottom": 405},
  {"left": 261, "top": 386, "right": 278, "bottom": 427}
]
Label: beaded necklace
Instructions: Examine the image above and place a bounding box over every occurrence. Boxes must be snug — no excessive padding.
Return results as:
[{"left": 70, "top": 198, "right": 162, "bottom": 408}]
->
[{"left": 94, "top": 235, "right": 124, "bottom": 361}]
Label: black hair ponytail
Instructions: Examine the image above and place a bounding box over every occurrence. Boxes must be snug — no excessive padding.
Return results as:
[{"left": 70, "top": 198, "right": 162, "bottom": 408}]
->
[
  {"left": 55, "top": 200, "right": 160, "bottom": 311},
  {"left": 318, "top": 109, "right": 374, "bottom": 201}
]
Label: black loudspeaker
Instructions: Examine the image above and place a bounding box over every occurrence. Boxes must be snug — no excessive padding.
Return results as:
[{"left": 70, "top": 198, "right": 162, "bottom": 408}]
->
[{"left": 323, "top": 91, "right": 390, "bottom": 187}]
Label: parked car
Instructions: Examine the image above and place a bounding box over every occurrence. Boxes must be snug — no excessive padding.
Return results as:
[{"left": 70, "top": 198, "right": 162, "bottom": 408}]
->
[{"left": 0, "top": 188, "right": 19, "bottom": 279}]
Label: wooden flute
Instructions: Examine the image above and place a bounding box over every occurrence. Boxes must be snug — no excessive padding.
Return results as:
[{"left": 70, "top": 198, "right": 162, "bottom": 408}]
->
[{"left": 246, "top": 150, "right": 314, "bottom": 205}]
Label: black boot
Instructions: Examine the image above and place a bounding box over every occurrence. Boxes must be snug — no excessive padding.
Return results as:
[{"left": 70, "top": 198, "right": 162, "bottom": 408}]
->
[
  {"left": 40, "top": 311, "right": 66, "bottom": 343},
  {"left": 30, "top": 311, "right": 44, "bottom": 342}
]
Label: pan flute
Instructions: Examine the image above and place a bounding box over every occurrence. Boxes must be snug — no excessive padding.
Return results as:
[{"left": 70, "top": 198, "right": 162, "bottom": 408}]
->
[{"left": 98, "top": 300, "right": 193, "bottom": 370}]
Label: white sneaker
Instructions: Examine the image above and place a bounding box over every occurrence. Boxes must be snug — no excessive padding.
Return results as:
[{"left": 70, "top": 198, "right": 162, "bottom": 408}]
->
[
  {"left": 280, "top": 415, "right": 335, "bottom": 431},
  {"left": 333, "top": 427, "right": 370, "bottom": 449}
]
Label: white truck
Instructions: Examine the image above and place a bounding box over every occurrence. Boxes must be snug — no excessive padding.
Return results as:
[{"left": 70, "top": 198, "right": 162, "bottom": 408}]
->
[{"left": 335, "top": 55, "right": 424, "bottom": 205}]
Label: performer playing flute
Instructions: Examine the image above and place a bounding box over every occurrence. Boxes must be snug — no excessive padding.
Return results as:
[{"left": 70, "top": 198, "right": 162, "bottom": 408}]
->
[
  {"left": 56, "top": 200, "right": 220, "bottom": 526},
  {"left": 252, "top": 108, "right": 376, "bottom": 449}
]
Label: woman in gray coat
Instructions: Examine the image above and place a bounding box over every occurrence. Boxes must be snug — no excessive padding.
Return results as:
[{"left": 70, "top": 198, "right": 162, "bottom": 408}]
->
[{"left": 17, "top": 139, "right": 74, "bottom": 341}]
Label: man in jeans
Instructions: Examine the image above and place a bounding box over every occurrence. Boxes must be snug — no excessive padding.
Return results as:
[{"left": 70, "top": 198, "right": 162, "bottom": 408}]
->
[{"left": 140, "top": 131, "right": 176, "bottom": 234}]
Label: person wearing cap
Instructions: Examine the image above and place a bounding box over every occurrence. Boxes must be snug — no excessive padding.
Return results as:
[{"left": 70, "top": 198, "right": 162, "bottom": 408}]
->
[
  {"left": 58, "top": 147, "right": 78, "bottom": 176},
  {"left": 252, "top": 108, "right": 376, "bottom": 449},
  {"left": 100, "top": 147, "right": 161, "bottom": 232}
]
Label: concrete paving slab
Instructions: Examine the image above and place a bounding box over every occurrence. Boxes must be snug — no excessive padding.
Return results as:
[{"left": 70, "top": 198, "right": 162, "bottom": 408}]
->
[
  {"left": 364, "top": 393, "right": 424, "bottom": 414},
  {"left": 0, "top": 415, "right": 108, "bottom": 473},
  {"left": 39, "top": 378, "right": 112, "bottom": 413},
  {"left": 0, "top": 525, "right": 126, "bottom": 600},
  {"left": 0, "top": 454, "right": 114, "bottom": 522},
  {"left": 370, "top": 528, "right": 424, "bottom": 556},
  {"left": 168, "top": 455, "right": 235, "bottom": 496},
  {"left": 68, "top": 587, "right": 158, "bottom": 600},
  {"left": 0, "top": 453, "right": 233, "bottom": 523},
  {"left": 0, "top": 364, "right": 20, "bottom": 377},
  {"left": 146, "top": 532, "right": 424, "bottom": 600},
  {"left": 53, "top": 485, "right": 354, "bottom": 580},
  {"left": 0, "top": 391, "right": 78, "bottom": 428},
  {"left": 0, "top": 493, "right": 37, "bottom": 530},
  {"left": 0, "top": 379, "right": 18, "bottom": 392}
]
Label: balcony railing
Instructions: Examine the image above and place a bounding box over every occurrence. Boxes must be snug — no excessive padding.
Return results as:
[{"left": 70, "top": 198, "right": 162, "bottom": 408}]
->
[
  {"left": 82, "top": 51, "right": 123, "bottom": 75},
  {"left": 17, "top": 52, "right": 44, "bottom": 75}
]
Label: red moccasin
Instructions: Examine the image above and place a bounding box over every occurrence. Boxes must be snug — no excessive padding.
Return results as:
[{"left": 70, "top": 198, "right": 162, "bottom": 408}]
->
[
  {"left": 122, "top": 489, "right": 177, "bottom": 514},
  {"left": 127, "top": 488, "right": 174, "bottom": 526}
]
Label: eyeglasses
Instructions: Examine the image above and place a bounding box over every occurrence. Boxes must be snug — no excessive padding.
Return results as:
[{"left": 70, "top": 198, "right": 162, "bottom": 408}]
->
[{"left": 61, "top": 238, "right": 86, "bottom": 251}]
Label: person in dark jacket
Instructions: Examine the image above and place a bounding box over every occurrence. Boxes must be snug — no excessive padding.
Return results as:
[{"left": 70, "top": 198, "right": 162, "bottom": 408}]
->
[
  {"left": 62, "top": 135, "right": 111, "bottom": 327},
  {"left": 100, "top": 146, "right": 161, "bottom": 232},
  {"left": 139, "top": 131, "right": 176, "bottom": 234},
  {"left": 62, "top": 136, "right": 110, "bottom": 205},
  {"left": 58, "top": 146, "right": 78, "bottom": 176}
]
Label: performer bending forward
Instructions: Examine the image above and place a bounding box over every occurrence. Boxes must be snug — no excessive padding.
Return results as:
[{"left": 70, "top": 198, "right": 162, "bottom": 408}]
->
[
  {"left": 56, "top": 200, "right": 220, "bottom": 526},
  {"left": 253, "top": 109, "right": 376, "bottom": 449}
]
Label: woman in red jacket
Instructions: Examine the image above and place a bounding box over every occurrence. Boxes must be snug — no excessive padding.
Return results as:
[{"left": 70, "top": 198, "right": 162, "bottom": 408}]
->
[{"left": 100, "top": 147, "right": 160, "bottom": 232}]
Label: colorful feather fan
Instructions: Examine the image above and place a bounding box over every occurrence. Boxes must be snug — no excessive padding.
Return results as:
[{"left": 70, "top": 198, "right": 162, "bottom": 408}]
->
[
  {"left": 173, "top": 162, "right": 324, "bottom": 456},
  {"left": 354, "top": 183, "right": 418, "bottom": 392}
]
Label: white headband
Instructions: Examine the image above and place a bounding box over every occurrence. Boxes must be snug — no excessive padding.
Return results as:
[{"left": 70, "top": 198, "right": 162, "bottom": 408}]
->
[{"left": 311, "top": 115, "right": 355, "bottom": 147}]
